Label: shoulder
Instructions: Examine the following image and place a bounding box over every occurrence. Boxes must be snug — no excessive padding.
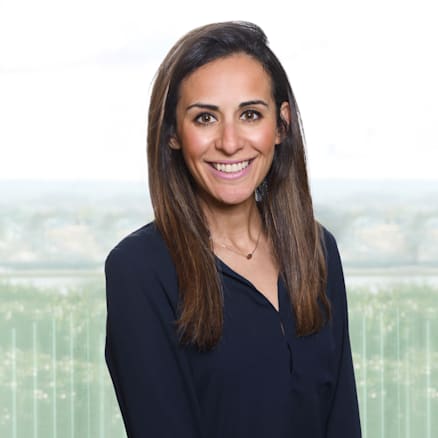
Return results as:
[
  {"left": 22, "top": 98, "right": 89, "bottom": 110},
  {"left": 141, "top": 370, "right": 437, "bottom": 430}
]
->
[
  {"left": 104, "top": 221, "right": 176, "bottom": 287},
  {"left": 318, "top": 223, "right": 348, "bottom": 308},
  {"left": 318, "top": 223, "right": 343, "bottom": 272},
  {"left": 319, "top": 223, "right": 338, "bottom": 255}
]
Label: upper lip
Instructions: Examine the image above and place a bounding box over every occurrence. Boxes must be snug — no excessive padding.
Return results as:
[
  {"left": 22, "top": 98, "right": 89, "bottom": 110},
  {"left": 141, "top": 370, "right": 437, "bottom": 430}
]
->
[{"left": 206, "top": 158, "right": 255, "bottom": 164}]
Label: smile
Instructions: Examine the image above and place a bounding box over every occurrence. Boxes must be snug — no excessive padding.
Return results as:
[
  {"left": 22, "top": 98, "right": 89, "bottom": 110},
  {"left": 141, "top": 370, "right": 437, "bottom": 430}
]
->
[{"left": 210, "top": 160, "right": 251, "bottom": 173}]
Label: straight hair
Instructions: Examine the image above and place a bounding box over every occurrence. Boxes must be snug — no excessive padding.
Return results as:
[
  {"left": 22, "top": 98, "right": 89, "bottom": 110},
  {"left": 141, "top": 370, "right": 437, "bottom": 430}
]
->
[{"left": 147, "top": 21, "right": 330, "bottom": 351}]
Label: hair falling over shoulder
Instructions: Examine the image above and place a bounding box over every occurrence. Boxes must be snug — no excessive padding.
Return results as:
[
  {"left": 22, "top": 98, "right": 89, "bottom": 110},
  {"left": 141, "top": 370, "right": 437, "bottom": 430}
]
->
[{"left": 147, "top": 21, "right": 330, "bottom": 351}]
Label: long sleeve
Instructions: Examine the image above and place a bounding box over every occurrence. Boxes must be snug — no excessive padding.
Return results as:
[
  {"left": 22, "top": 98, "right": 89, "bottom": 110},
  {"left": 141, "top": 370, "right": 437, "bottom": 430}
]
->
[
  {"left": 104, "top": 243, "right": 203, "bottom": 438},
  {"left": 325, "top": 231, "right": 362, "bottom": 437}
]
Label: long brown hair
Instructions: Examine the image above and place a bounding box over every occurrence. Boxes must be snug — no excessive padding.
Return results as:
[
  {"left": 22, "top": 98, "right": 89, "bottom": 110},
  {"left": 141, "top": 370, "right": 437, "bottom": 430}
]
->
[{"left": 147, "top": 21, "right": 330, "bottom": 351}]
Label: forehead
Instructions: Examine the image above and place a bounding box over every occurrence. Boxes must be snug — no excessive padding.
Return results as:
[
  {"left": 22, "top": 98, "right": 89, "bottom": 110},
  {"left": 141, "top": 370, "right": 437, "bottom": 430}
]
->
[{"left": 177, "top": 53, "right": 274, "bottom": 104}]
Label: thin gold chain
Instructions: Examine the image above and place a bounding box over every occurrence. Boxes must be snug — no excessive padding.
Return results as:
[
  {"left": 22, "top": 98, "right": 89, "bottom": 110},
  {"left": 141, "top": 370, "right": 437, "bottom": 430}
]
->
[{"left": 211, "top": 228, "right": 263, "bottom": 260}]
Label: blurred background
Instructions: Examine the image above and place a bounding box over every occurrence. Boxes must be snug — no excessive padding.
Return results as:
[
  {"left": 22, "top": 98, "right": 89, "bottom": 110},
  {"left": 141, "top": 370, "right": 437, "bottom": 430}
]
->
[{"left": 1, "top": 0, "right": 437, "bottom": 437}]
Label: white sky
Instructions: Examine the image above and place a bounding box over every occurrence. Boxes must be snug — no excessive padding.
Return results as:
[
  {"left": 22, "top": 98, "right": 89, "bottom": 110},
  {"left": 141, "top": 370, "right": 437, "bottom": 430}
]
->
[{"left": 0, "top": 0, "right": 437, "bottom": 181}]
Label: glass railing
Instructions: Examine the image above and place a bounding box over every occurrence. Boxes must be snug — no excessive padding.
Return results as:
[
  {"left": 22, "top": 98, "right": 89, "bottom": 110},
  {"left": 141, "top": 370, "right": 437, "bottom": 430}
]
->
[{"left": 1, "top": 273, "right": 437, "bottom": 438}]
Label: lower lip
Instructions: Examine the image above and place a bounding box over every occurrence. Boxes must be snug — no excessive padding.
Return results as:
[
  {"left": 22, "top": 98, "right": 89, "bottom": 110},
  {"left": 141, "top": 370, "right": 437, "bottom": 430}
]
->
[{"left": 208, "top": 161, "right": 253, "bottom": 180}]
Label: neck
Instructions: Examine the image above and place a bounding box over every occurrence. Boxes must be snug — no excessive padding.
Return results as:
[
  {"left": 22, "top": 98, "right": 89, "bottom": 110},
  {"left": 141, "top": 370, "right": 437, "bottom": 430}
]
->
[{"left": 201, "top": 197, "right": 263, "bottom": 245}]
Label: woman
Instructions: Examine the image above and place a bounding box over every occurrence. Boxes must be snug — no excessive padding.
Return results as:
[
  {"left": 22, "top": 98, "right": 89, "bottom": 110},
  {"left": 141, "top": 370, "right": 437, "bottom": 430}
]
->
[{"left": 104, "top": 21, "right": 361, "bottom": 438}]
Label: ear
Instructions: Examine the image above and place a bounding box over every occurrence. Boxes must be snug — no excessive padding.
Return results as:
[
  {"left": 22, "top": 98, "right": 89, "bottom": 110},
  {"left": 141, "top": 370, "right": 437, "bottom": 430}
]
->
[
  {"left": 275, "top": 102, "right": 291, "bottom": 144},
  {"left": 169, "top": 135, "right": 181, "bottom": 150}
]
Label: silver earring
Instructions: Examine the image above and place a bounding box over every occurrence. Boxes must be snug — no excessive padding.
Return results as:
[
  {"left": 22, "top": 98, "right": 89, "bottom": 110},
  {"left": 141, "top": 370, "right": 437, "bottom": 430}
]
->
[{"left": 255, "top": 179, "right": 268, "bottom": 202}]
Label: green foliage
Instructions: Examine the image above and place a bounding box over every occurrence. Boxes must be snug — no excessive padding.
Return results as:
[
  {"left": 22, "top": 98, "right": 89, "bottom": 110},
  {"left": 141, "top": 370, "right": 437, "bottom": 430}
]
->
[
  {"left": 0, "top": 277, "right": 124, "bottom": 438},
  {"left": 347, "top": 281, "right": 438, "bottom": 437}
]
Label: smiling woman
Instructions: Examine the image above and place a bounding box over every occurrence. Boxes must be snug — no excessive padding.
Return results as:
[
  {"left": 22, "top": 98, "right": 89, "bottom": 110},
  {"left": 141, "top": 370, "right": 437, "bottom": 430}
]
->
[
  {"left": 104, "top": 21, "right": 362, "bottom": 438},
  {"left": 170, "top": 53, "right": 288, "bottom": 208}
]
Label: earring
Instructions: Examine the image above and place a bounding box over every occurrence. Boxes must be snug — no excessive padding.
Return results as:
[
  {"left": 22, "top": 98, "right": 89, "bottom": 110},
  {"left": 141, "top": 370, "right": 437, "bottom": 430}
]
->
[{"left": 255, "top": 179, "right": 268, "bottom": 202}]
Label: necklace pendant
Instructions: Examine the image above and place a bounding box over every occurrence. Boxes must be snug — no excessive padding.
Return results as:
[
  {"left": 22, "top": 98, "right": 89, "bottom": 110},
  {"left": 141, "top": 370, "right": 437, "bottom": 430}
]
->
[{"left": 246, "top": 253, "right": 252, "bottom": 260}]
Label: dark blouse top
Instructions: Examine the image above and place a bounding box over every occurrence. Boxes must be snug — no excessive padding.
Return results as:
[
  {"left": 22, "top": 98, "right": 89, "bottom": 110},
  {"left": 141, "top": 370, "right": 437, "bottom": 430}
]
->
[{"left": 104, "top": 222, "right": 361, "bottom": 438}]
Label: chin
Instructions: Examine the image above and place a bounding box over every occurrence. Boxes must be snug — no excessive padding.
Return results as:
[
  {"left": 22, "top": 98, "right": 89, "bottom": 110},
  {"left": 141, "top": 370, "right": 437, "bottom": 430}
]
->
[{"left": 213, "top": 191, "right": 256, "bottom": 207}]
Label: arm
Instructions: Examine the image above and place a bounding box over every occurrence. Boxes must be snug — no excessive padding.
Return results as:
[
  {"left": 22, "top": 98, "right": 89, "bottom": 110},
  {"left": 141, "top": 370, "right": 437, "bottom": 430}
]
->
[
  {"left": 104, "top": 245, "right": 202, "bottom": 438},
  {"left": 325, "top": 231, "right": 362, "bottom": 437}
]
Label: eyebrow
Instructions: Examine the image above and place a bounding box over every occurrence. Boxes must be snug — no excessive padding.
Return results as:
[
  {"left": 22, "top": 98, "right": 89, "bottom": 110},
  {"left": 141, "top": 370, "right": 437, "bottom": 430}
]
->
[{"left": 185, "top": 100, "right": 269, "bottom": 111}]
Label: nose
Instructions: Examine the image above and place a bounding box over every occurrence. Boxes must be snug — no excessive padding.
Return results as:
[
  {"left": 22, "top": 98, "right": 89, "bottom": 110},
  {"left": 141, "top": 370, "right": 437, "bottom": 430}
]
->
[{"left": 215, "top": 121, "right": 243, "bottom": 155}]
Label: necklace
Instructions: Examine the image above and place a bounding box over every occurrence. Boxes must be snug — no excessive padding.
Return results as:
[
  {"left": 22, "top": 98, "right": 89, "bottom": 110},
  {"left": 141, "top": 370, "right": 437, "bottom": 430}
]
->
[{"left": 211, "top": 228, "right": 263, "bottom": 260}]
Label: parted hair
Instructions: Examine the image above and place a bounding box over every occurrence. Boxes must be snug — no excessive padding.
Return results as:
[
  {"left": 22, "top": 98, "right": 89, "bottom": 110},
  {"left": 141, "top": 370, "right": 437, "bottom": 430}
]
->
[{"left": 147, "top": 21, "right": 330, "bottom": 351}]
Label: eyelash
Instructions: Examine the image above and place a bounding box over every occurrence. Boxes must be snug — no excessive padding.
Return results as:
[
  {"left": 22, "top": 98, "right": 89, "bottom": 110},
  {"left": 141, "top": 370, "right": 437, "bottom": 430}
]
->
[
  {"left": 194, "top": 113, "right": 216, "bottom": 125},
  {"left": 241, "top": 109, "right": 261, "bottom": 121},
  {"left": 194, "top": 110, "right": 262, "bottom": 125}
]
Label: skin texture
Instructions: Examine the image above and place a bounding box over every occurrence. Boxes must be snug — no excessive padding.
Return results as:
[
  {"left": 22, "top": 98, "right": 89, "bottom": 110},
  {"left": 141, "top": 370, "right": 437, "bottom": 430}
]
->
[{"left": 171, "top": 53, "right": 288, "bottom": 211}]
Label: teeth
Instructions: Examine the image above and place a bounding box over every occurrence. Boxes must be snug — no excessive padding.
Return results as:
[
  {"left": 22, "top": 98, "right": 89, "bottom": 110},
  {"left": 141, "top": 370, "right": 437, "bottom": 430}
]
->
[{"left": 212, "top": 160, "right": 250, "bottom": 173}]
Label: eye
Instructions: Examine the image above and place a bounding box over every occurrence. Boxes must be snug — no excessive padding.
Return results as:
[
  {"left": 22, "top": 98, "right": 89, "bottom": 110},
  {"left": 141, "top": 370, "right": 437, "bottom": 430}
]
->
[
  {"left": 241, "top": 109, "right": 261, "bottom": 121},
  {"left": 194, "top": 112, "right": 217, "bottom": 125}
]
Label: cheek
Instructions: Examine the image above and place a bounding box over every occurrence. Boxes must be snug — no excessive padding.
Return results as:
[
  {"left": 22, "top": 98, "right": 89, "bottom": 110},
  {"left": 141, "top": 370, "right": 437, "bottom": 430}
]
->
[
  {"left": 178, "top": 127, "right": 213, "bottom": 159},
  {"left": 247, "top": 127, "right": 278, "bottom": 153}
]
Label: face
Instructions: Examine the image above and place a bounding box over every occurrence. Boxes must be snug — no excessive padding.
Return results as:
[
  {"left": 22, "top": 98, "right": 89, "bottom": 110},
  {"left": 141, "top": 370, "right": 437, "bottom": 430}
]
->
[{"left": 171, "top": 53, "right": 289, "bottom": 209}]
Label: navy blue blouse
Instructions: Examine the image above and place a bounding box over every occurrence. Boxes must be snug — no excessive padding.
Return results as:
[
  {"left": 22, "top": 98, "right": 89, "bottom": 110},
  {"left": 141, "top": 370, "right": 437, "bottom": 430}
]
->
[{"left": 104, "top": 222, "right": 361, "bottom": 438}]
